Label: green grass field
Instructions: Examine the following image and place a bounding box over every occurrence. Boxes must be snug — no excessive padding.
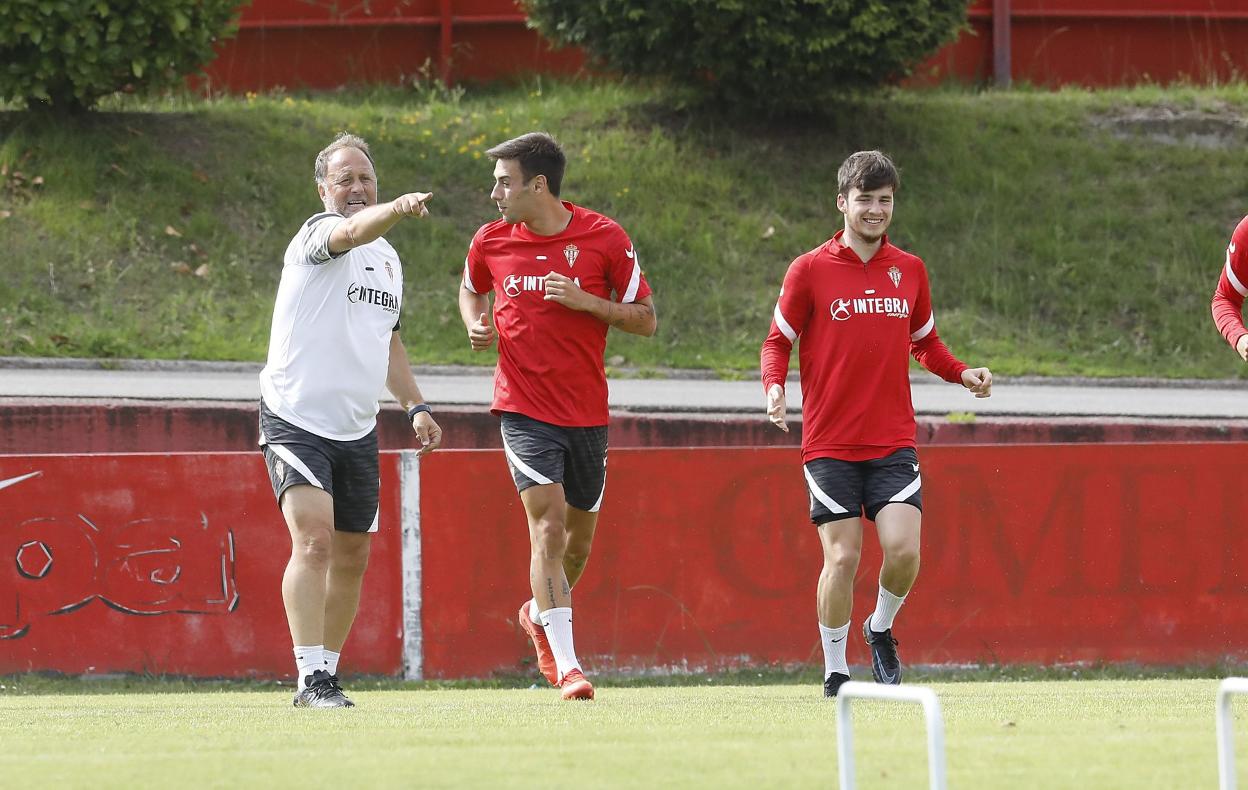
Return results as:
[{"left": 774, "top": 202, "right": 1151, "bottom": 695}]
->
[
  {"left": 2, "top": 81, "right": 1248, "bottom": 377},
  {"left": 1, "top": 678, "right": 1243, "bottom": 788}
]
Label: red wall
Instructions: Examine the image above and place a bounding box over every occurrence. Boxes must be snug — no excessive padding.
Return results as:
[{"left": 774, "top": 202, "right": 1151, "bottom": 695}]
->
[
  {"left": 3, "top": 443, "right": 1243, "bottom": 678},
  {"left": 5, "top": 400, "right": 1247, "bottom": 456},
  {"left": 0, "top": 453, "right": 404, "bottom": 677},
  {"left": 202, "top": 0, "right": 1248, "bottom": 91},
  {"left": 420, "top": 444, "right": 1248, "bottom": 677}
]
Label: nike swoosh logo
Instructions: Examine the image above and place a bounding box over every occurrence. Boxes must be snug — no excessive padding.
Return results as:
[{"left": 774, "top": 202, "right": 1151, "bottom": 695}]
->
[
  {"left": 1232, "top": 242, "right": 1238, "bottom": 254},
  {"left": 0, "top": 471, "right": 41, "bottom": 492},
  {"left": 624, "top": 247, "right": 635, "bottom": 259},
  {"left": 829, "top": 636, "right": 845, "bottom": 643},
  {"left": 911, "top": 464, "right": 919, "bottom": 472}
]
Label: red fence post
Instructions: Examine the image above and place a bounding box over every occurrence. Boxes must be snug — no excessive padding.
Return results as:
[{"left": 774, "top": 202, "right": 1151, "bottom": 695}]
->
[
  {"left": 440, "top": 0, "right": 454, "bottom": 85},
  {"left": 993, "top": 0, "right": 1011, "bottom": 88}
]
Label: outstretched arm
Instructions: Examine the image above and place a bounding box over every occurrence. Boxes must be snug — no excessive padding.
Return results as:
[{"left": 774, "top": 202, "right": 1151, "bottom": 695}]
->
[{"left": 328, "top": 192, "right": 432, "bottom": 254}]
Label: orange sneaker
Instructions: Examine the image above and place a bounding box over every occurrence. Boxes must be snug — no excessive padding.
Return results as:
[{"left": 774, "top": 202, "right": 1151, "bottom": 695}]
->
[
  {"left": 518, "top": 601, "right": 558, "bottom": 686},
  {"left": 559, "top": 668, "right": 595, "bottom": 701}
]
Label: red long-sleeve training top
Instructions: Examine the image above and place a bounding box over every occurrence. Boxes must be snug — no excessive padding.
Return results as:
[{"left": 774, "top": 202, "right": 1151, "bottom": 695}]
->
[
  {"left": 761, "top": 231, "right": 968, "bottom": 463},
  {"left": 1211, "top": 215, "right": 1248, "bottom": 352}
]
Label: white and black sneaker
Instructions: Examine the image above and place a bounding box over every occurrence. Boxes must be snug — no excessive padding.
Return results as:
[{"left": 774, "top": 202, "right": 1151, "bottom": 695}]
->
[
  {"left": 292, "top": 669, "right": 355, "bottom": 708},
  {"left": 863, "top": 619, "right": 902, "bottom": 685},
  {"left": 823, "top": 672, "right": 851, "bottom": 698}
]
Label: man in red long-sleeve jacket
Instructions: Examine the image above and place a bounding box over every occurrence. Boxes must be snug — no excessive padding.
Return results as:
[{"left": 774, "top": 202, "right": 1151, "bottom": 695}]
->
[
  {"left": 760, "top": 150, "right": 992, "bottom": 698},
  {"left": 1211, "top": 216, "right": 1248, "bottom": 360}
]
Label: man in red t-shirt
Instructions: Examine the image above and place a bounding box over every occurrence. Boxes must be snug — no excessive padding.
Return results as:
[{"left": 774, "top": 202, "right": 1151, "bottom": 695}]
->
[
  {"left": 760, "top": 150, "right": 992, "bottom": 698},
  {"left": 459, "top": 132, "right": 657, "bottom": 700},
  {"left": 1211, "top": 215, "right": 1248, "bottom": 359}
]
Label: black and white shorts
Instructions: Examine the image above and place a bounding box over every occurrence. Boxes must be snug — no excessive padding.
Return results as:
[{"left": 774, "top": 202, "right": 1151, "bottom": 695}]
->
[
  {"left": 499, "top": 412, "right": 608, "bottom": 512},
  {"left": 803, "top": 447, "right": 923, "bottom": 525},
  {"left": 258, "top": 401, "right": 380, "bottom": 533}
]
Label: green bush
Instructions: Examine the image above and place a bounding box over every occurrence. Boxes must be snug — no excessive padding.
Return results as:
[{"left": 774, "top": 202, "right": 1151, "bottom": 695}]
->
[
  {"left": 0, "top": 0, "right": 243, "bottom": 113},
  {"left": 522, "top": 0, "right": 968, "bottom": 110}
]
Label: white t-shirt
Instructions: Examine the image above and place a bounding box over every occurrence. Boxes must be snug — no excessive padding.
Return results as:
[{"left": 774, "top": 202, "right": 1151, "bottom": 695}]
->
[{"left": 260, "top": 212, "right": 404, "bottom": 440}]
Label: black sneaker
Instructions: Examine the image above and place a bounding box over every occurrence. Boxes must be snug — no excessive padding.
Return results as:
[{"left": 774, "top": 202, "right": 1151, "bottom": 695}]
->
[
  {"left": 863, "top": 619, "right": 902, "bottom": 685},
  {"left": 823, "top": 672, "right": 851, "bottom": 698},
  {"left": 292, "top": 669, "right": 355, "bottom": 708}
]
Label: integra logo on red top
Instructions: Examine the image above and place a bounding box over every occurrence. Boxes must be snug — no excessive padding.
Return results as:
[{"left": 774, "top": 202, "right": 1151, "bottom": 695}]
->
[
  {"left": 503, "top": 273, "right": 580, "bottom": 298},
  {"left": 503, "top": 274, "right": 545, "bottom": 297},
  {"left": 829, "top": 297, "right": 911, "bottom": 321}
]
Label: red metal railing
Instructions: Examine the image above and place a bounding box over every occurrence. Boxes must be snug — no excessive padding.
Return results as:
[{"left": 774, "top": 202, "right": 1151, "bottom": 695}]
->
[{"left": 203, "top": 0, "right": 1248, "bottom": 91}]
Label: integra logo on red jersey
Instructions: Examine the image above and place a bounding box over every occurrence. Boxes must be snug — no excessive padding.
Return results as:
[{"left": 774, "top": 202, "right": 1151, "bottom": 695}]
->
[
  {"left": 503, "top": 273, "right": 581, "bottom": 298},
  {"left": 504, "top": 274, "right": 546, "bottom": 297},
  {"left": 829, "top": 297, "right": 911, "bottom": 321}
]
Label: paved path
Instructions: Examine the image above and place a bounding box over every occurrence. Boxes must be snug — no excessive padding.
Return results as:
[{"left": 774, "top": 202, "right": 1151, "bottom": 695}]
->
[{"left": 2, "top": 359, "right": 1245, "bottom": 419}]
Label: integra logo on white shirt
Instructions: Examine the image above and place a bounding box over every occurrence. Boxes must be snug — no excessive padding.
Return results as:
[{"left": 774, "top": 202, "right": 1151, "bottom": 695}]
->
[
  {"left": 829, "top": 296, "right": 910, "bottom": 321},
  {"left": 347, "top": 282, "right": 399, "bottom": 314}
]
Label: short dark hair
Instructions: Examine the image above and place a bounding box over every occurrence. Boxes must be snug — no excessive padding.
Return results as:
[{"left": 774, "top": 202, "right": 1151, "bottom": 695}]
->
[
  {"left": 314, "top": 132, "right": 374, "bottom": 186},
  {"left": 837, "top": 150, "right": 899, "bottom": 197},
  {"left": 486, "top": 132, "right": 566, "bottom": 196}
]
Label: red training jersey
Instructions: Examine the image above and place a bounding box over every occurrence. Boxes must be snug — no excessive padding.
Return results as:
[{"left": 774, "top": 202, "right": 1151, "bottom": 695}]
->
[
  {"left": 464, "top": 202, "right": 652, "bottom": 427},
  {"left": 1211, "top": 215, "right": 1248, "bottom": 352},
  {"left": 760, "top": 231, "right": 968, "bottom": 463}
]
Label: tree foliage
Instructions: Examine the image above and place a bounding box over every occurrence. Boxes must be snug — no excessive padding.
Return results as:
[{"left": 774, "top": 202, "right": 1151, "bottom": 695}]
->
[
  {"left": 522, "top": 0, "right": 968, "bottom": 110},
  {"left": 0, "top": 0, "right": 243, "bottom": 113}
]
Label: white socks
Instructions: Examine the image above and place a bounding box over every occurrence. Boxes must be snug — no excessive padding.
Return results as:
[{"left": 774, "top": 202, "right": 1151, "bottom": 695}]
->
[
  {"left": 324, "top": 649, "right": 341, "bottom": 676},
  {"left": 293, "top": 645, "right": 325, "bottom": 689},
  {"left": 539, "top": 606, "right": 581, "bottom": 682},
  {"left": 529, "top": 599, "right": 542, "bottom": 623},
  {"left": 819, "top": 622, "right": 850, "bottom": 679},
  {"left": 870, "top": 585, "right": 906, "bottom": 632}
]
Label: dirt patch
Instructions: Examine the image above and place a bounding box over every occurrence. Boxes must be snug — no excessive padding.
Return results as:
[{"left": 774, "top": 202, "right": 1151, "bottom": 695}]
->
[{"left": 1090, "top": 103, "right": 1248, "bottom": 148}]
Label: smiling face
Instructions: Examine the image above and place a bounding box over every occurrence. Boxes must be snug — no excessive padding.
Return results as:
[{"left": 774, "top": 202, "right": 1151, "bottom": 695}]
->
[
  {"left": 836, "top": 185, "right": 894, "bottom": 245},
  {"left": 318, "top": 147, "right": 377, "bottom": 217}
]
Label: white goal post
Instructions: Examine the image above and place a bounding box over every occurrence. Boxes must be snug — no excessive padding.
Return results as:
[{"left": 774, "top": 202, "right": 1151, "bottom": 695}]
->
[
  {"left": 1218, "top": 677, "right": 1248, "bottom": 790},
  {"left": 836, "top": 681, "right": 947, "bottom": 790}
]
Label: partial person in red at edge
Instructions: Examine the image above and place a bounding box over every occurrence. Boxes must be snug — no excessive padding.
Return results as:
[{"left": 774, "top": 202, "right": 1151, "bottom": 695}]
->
[
  {"left": 759, "top": 150, "right": 992, "bottom": 699},
  {"left": 1211, "top": 215, "right": 1248, "bottom": 361},
  {"left": 458, "top": 132, "right": 657, "bottom": 701}
]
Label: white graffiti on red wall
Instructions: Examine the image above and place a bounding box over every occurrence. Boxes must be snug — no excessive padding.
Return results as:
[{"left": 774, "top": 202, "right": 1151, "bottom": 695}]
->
[{"left": 0, "top": 470, "right": 239, "bottom": 639}]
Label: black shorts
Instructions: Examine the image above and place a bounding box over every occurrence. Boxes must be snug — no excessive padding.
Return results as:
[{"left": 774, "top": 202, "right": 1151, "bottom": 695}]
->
[
  {"left": 499, "top": 412, "right": 608, "bottom": 512},
  {"left": 802, "top": 447, "right": 923, "bottom": 525},
  {"left": 258, "top": 401, "right": 380, "bottom": 533}
]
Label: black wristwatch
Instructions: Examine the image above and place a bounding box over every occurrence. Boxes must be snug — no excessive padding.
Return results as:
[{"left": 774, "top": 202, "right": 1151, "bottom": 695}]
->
[{"left": 406, "top": 403, "right": 433, "bottom": 420}]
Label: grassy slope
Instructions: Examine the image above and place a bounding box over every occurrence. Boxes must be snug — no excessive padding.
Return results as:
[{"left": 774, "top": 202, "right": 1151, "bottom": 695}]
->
[
  {"left": 0, "top": 681, "right": 1241, "bottom": 787},
  {"left": 1, "top": 82, "right": 1246, "bottom": 377}
]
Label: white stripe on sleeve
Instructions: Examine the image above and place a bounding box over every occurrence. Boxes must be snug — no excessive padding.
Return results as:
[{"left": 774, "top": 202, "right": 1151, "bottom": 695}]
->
[
  {"left": 1227, "top": 252, "right": 1248, "bottom": 297},
  {"left": 910, "top": 313, "right": 935, "bottom": 342},
  {"left": 773, "top": 304, "right": 797, "bottom": 342},
  {"left": 621, "top": 257, "right": 642, "bottom": 303},
  {"left": 462, "top": 256, "right": 479, "bottom": 294}
]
